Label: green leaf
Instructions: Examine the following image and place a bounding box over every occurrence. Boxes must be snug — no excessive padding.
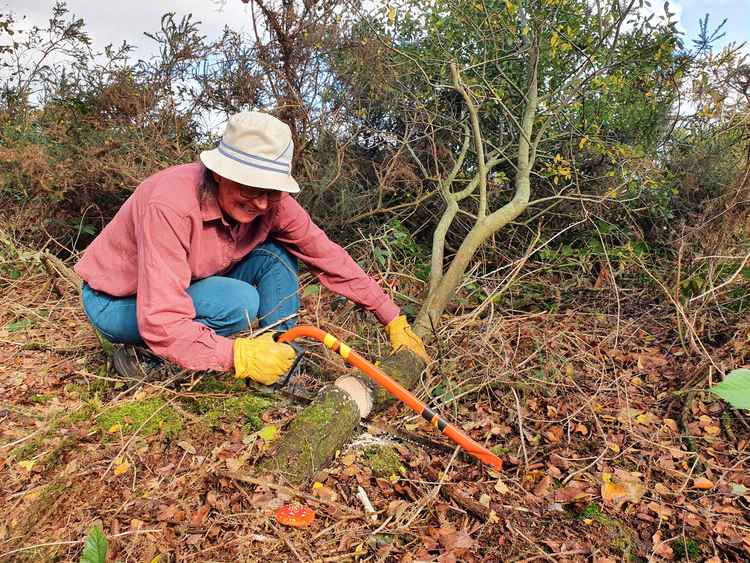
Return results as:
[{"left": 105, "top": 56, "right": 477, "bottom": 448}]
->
[
  {"left": 80, "top": 524, "right": 108, "bottom": 563},
  {"left": 709, "top": 369, "right": 750, "bottom": 410}
]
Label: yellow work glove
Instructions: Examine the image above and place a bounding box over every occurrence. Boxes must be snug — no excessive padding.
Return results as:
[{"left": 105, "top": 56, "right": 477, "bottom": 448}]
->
[
  {"left": 385, "top": 315, "right": 430, "bottom": 363},
  {"left": 233, "top": 332, "right": 296, "bottom": 385}
]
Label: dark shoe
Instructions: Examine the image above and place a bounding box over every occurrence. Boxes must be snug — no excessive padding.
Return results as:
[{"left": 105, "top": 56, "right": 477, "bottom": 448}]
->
[{"left": 112, "top": 345, "right": 164, "bottom": 379}]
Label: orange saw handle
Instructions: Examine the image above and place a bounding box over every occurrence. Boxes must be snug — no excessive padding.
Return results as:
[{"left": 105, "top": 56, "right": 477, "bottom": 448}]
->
[{"left": 278, "top": 325, "right": 502, "bottom": 471}]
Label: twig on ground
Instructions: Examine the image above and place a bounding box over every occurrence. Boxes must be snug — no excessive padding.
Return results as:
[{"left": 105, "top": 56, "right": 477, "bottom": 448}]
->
[
  {"left": 512, "top": 387, "right": 529, "bottom": 470},
  {"left": 356, "top": 485, "right": 378, "bottom": 522}
]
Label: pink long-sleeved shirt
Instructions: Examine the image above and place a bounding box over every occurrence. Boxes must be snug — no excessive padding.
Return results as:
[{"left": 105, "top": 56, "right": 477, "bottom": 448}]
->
[{"left": 75, "top": 163, "right": 400, "bottom": 371}]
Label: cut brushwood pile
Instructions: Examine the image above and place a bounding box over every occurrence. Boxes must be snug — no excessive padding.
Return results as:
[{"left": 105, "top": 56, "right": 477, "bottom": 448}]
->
[{"left": 0, "top": 260, "right": 749, "bottom": 562}]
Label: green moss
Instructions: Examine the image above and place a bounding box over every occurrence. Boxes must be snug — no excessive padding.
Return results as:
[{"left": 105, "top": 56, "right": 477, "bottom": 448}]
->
[
  {"left": 577, "top": 503, "right": 637, "bottom": 559},
  {"left": 673, "top": 537, "right": 700, "bottom": 561},
  {"left": 41, "top": 436, "right": 76, "bottom": 471},
  {"left": 11, "top": 438, "right": 41, "bottom": 461},
  {"left": 579, "top": 502, "right": 622, "bottom": 527},
  {"left": 30, "top": 393, "right": 53, "bottom": 404},
  {"left": 191, "top": 375, "right": 248, "bottom": 394},
  {"left": 10, "top": 404, "right": 95, "bottom": 461},
  {"left": 97, "top": 398, "right": 182, "bottom": 438},
  {"left": 63, "top": 371, "right": 110, "bottom": 400},
  {"left": 364, "top": 445, "right": 404, "bottom": 478},
  {"left": 188, "top": 388, "right": 273, "bottom": 432}
]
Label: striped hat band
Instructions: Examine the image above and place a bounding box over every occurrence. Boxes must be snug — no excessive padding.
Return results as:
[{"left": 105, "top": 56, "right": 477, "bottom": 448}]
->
[{"left": 217, "top": 140, "right": 291, "bottom": 176}]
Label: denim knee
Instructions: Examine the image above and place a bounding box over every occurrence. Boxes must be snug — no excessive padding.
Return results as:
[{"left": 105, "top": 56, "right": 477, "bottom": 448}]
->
[
  {"left": 253, "top": 241, "right": 298, "bottom": 276},
  {"left": 189, "top": 277, "right": 260, "bottom": 336},
  {"left": 81, "top": 283, "right": 142, "bottom": 344}
]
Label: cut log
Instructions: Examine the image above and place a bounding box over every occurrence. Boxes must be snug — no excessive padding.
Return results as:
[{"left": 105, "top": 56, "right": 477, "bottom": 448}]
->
[
  {"left": 263, "top": 349, "right": 425, "bottom": 484},
  {"left": 261, "top": 384, "right": 361, "bottom": 483}
]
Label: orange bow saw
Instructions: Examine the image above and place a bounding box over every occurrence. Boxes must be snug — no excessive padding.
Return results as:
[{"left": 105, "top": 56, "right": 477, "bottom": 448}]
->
[{"left": 278, "top": 325, "right": 502, "bottom": 471}]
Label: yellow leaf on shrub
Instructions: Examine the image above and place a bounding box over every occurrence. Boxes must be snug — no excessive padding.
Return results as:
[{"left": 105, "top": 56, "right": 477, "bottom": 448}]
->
[{"left": 387, "top": 6, "right": 396, "bottom": 24}]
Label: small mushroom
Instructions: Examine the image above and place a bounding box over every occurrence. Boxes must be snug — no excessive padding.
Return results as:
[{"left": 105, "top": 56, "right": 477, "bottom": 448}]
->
[{"left": 275, "top": 504, "right": 315, "bottom": 528}]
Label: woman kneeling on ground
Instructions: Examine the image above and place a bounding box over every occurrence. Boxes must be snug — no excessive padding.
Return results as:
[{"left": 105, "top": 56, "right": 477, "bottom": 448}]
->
[{"left": 75, "top": 111, "right": 428, "bottom": 383}]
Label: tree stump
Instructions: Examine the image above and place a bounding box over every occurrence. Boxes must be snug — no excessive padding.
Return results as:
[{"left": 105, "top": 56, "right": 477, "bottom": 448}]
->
[{"left": 262, "top": 348, "right": 426, "bottom": 483}]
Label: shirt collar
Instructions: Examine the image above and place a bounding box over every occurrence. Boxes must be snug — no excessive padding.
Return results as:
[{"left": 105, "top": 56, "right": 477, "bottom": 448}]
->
[{"left": 200, "top": 191, "right": 230, "bottom": 226}]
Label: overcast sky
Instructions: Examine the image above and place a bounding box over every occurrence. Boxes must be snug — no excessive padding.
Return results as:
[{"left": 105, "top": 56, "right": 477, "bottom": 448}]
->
[
  {"left": 1, "top": 1, "right": 255, "bottom": 61},
  {"left": 2, "top": 0, "right": 747, "bottom": 58}
]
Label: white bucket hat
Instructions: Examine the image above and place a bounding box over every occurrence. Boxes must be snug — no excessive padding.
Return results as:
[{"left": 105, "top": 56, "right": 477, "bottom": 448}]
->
[{"left": 200, "top": 111, "right": 300, "bottom": 193}]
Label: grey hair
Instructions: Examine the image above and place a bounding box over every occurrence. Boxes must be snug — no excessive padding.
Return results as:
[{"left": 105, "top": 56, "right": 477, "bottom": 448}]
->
[{"left": 198, "top": 164, "right": 218, "bottom": 200}]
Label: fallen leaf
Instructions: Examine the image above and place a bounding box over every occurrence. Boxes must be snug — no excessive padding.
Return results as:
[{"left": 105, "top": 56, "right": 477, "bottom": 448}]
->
[
  {"left": 494, "top": 478, "right": 510, "bottom": 495},
  {"left": 693, "top": 477, "right": 714, "bottom": 490},
  {"left": 547, "top": 464, "right": 562, "bottom": 479},
  {"left": 654, "top": 483, "right": 671, "bottom": 496},
  {"left": 634, "top": 412, "right": 660, "bottom": 426},
  {"left": 555, "top": 485, "right": 589, "bottom": 503},
  {"left": 438, "top": 527, "right": 475, "bottom": 551},
  {"left": 647, "top": 501, "right": 673, "bottom": 520},
  {"left": 533, "top": 475, "right": 553, "bottom": 497},
  {"left": 601, "top": 471, "right": 644, "bottom": 508},
  {"left": 704, "top": 424, "right": 721, "bottom": 436},
  {"left": 190, "top": 505, "right": 210, "bottom": 527},
  {"left": 544, "top": 426, "right": 564, "bottom": 443},
  {"left": 258, "top": 424, "right": 278, "bottom": 442},
  {"left": 312, "top": 484, "right": 338, "bottom": 502},
  {"left": 107, "top": 423, "right": 122, "bottom": 434},
  {"left": 17, "top": 460, "right": 35, "bottom": 472},
  {"left": 177, "top": 440, "right": 196, "bottom": 454},
  {"left": 479, "top": 494, "right": 491, "bottom": 507},
  {"left": 157, "top": 504, "right": 186, "bottom": 522},
  {"left": 652, "top": 530, "right": 674, "bottom": 559},
  {"left": 549, "top": 453, "right": 570, "bottom": 470},
  {"left": 663, "top": 418, "right": 678, "bottom": 433},
  {"left": 225, "top": 457, "right": 244, "bottom": 472},
  {"left": 114, "top": 461, "right": 130, "bottom": 476},
  {"left": 730, "top": 483, "right": 747, "bottom": 496}
]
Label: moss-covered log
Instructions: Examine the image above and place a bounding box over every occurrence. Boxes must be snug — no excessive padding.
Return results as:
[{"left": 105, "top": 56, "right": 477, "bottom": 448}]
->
[
  {"left": 262, "top": 349, "right": 425, "bottom": 484},
  {"left": 261, "top": 384, "right": 360, "bottom": 483}
]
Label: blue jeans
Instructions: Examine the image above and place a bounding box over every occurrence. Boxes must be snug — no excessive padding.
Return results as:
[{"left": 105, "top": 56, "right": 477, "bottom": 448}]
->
[{"left": 82, "top": 241, "right": 300, "bottom": 345}]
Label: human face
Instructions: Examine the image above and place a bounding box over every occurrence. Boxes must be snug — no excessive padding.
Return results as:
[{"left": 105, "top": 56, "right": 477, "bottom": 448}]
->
[{"left": 214, "top": 173, "right": 281, "bottom": 223}]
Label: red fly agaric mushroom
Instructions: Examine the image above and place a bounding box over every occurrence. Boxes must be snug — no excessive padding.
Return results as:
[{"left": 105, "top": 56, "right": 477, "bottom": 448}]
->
[{"left": 275, "top": 504, "right": 315, "bottom": 528}]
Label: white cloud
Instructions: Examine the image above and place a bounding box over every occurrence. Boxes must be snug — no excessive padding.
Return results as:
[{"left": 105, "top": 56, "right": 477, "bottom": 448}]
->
[{"left": 1, "top": 0, "right": 253, "bottom": 60}]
